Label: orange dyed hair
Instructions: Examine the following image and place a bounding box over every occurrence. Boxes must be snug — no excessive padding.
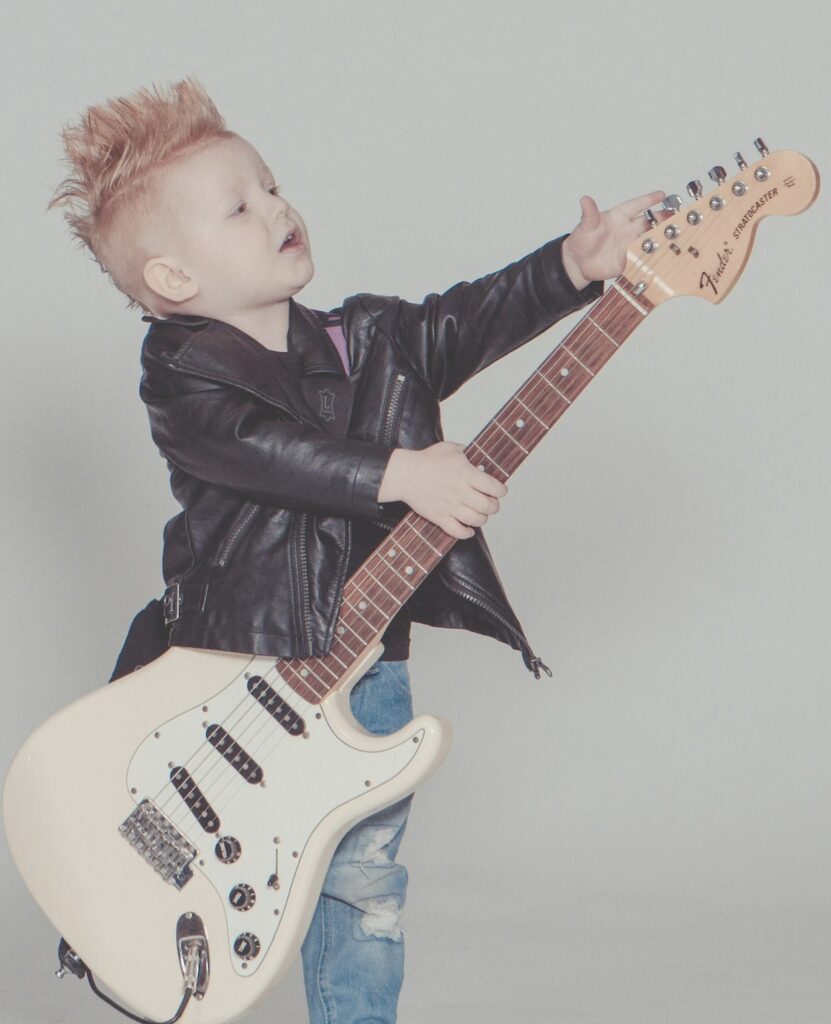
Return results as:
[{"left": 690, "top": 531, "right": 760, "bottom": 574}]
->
[{"left": 48, "top": 76, "right": 232, "bottom": 312}]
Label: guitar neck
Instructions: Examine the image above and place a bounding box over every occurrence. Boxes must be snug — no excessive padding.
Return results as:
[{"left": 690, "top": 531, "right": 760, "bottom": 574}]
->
[{"left": 281, "top": 276, "right": 653, "bottom": 702}]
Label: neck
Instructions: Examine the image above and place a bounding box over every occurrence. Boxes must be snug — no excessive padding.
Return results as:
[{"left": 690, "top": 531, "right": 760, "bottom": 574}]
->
[{"left": 218, "top": 301, "right": 292, "bottom": 352}]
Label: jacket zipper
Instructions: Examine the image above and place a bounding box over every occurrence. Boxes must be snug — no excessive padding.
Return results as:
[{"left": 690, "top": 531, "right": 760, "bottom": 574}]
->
[
  {"left": 212, "top": 502, "right": 259, "bottom": 568},
  {"left": 297, "top": 513, "right": 315, "bottom": 657},
  {"left": 379, "top": 373, "right": 408, "bottom": 446},
  {"left": 437, "top": 572, "right": 550, "bottom": 677}
]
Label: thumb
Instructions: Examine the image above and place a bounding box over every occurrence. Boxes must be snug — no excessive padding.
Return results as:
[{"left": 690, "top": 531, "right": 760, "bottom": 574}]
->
[{"left": 579, "top": 195, "right": 601, "bottom": 226}]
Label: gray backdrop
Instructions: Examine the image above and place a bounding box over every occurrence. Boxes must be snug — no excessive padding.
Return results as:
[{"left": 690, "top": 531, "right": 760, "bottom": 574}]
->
[{"left": 2, "top": 2, "right": 829, "bottom": 1022}]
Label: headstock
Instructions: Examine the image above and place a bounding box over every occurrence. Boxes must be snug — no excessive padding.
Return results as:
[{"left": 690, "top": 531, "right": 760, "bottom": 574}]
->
[{"left": 625, "top": 142, "right": 820, "bottom": 307}]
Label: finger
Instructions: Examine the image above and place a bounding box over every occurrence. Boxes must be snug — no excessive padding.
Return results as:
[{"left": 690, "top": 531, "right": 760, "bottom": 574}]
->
[
  {"left": 440, "top": 516, "right": 475, "bottom": 540},
  {"left": 617, "top": 190, "right": 666, "bottom": 220},
  {"left": 467, "top": 468, "right": 508, "bottom": 498},
  {"left": 462, "top": 491, "right": 500, "bottom": 516},
  {"left": 456, "top": 506, "right": 489, "bottom": 528}
]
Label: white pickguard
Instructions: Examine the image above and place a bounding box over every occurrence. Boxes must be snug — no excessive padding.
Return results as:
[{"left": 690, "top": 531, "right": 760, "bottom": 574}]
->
[{"left": 126, "top": 656, "right": 427, "bottom": 975}]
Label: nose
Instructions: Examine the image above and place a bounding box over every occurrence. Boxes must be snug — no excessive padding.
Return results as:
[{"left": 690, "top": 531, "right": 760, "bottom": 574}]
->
[{"left": 270, "top": 193, "right": 290, "bottom": 219}]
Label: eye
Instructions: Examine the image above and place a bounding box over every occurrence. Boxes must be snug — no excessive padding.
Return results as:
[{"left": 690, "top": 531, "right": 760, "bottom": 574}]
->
[
  {"left": 231, "top": 201, "right": 248, "bottom": 216},
  {"left": 268, "top": 185, "right": 281, "bottom": 197}
]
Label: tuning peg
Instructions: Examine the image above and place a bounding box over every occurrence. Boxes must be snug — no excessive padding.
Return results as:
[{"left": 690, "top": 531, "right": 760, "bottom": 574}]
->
[
  {"left": 686, "top": 180, "right": 703, "bottom": 199},
  {"left": 660, "top": 194, "right": 682, "bottom": 213},
  {"left": 708, "top": 166, "right": 727, "bottom": 184},
  {"left": 754, "top": 137, "right": 769, "bottom": 156},
  {"left": 643, "top": 208, "right": 657, "bottom": 228},
  {"left": 734, "top": 152, "right": 747, "bottom": 170}
]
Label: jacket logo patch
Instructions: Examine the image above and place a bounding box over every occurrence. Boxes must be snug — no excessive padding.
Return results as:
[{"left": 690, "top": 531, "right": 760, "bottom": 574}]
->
[{"left": 318, "top": 389, "right": 336, "bottom": 422}]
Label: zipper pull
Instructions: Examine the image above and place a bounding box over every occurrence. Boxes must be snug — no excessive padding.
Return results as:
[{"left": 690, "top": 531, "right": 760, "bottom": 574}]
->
[{"left": 529, "top": 655, "right": 553, "bottom": 679}]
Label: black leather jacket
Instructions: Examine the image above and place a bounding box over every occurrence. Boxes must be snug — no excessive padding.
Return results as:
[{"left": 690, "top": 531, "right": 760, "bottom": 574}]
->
[{"left": 138, "top": 236, "right": 602, "bottom": 675}]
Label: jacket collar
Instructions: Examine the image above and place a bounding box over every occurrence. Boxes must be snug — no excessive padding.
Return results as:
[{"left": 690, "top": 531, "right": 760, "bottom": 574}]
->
[{"left": 142, "top": 300, "right": 346, "bottom": 411}]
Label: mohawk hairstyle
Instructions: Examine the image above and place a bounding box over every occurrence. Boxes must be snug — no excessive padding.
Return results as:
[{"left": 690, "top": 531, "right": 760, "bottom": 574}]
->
[{"left": 48, "top": 76, "right": 232, "bottom": 312}]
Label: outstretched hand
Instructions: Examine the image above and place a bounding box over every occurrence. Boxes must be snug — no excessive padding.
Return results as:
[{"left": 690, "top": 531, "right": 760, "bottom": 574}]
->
[{"left": 561, "top": 190, "right": 666, "bottom": 290}]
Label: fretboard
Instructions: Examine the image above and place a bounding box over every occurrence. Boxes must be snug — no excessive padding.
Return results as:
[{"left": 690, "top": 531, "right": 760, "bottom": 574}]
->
[{"left": 278, "top": 276, "right": 653, "bottom": 702}]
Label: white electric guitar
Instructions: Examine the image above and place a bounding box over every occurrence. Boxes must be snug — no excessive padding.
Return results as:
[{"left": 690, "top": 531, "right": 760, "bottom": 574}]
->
[{"left": 3, "top": 143, "right": 819, "bottom": 1024}]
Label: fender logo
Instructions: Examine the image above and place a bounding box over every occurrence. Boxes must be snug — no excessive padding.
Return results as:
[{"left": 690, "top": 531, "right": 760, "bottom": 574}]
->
[{"left": 699, "top": 243, "right": 734, "bottom": 297}]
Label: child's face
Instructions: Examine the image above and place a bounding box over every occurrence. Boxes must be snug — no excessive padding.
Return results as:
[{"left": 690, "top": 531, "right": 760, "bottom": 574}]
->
[{"left": 152, "top": 134, "right": 314, "bottom": 317}]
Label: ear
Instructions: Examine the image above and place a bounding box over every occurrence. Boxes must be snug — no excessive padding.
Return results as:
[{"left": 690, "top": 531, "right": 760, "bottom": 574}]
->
[{"left": 143, "top": 257, "right": 199, "bottom": 304}]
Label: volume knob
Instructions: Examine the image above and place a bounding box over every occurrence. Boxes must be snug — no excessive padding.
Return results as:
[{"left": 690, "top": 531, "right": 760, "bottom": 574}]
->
[
  {"left": 215, "top": 836, "right": 242, "bottom": 864},
  {"left": 234, "top": 933, "right": 261, "bottom": 961},
  {"left": 229, "top": 883, "right": 256, "bottom": 911}
]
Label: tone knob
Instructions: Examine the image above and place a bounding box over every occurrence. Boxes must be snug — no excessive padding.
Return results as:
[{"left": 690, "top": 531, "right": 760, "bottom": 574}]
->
[
  {"left": 215, "top": 836, "right": 242, "bottom": 864},
  {"left": 229, "top": 883, "right": 256, "bottom": 911},
  {"left": 708, "top": 165, "right": 727, "bottom": 184},
  {"left": 233, "top": 933, "right": 261, "bottom": 960}
]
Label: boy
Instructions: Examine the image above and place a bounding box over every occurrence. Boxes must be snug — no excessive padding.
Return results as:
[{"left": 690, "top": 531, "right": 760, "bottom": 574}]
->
[{"left": 49, "top": 77, "right": 663, "bottom": 1023}]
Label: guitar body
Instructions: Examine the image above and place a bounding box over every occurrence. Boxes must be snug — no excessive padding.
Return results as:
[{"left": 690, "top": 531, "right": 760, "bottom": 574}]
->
[{"left": 3, "top": 646, "right": 451, "bottom": 1023}]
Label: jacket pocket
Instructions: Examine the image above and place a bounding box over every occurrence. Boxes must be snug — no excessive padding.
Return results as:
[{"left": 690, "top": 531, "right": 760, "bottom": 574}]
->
[
  {"left": 211, "top": 501, "right": 260, "bottom": 569},
  {"left": 379, "top": 372, "right": 409, "bottom": 446}
]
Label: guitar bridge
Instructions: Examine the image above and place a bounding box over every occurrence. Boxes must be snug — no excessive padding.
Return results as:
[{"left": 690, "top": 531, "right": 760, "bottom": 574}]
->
[{"left": 119, "top": 799, "right": 197, "bottom": 889}]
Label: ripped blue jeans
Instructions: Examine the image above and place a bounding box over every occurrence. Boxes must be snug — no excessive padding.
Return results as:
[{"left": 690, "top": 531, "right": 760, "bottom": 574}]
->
[{"left": 300, "top": 660, "right": 413, "bottom": 1024}]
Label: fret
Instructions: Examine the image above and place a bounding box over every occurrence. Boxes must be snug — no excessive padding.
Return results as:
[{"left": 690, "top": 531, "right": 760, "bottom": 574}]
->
[
  {"left": 566, "top": 322, "right": 619, "bottom": 367},
  {"left": 342, "top": 594, "right": 385, "bottom": 631},
  {"left": 380, "top": 544, "right": 425, "bottom": 577},
  {"left": 537, "top": 369, "right": 573, "bottom": 404},
  {"left": 467, "top": 442, "right": 510, "bottom": 481},
  {"left": 377, "top": 557, "right": 417, "bottom": 590},
  {"left": 406, "top": 521, "right": 446, "bottom": 558},
  {"left": 561, "top": 343, "right": 595, "bottom": 377},
  {"left": 514, "top": 395, "right": 548, "bottom": 429},
  {"left": 494, "top": 399, "right": 547, "bottom": 449},
  {"left": 513, "top": 381, "right": 569, "bottom": 430},
  {"left": 586, "top": 314, "right": 619, "bottom": 348},
  {"left": 354, "top": 562, "right": 396, "bottom": 599},
  {"left": 368, "top": 545, "right": 422, "bottom": 590},
  {"left": 350, "top": 580, "right": 388, "bottom": 617},
  {"left": 611, "top": 280, "right": 648, "bottom": 315},
  {"left": 492, "top": 418, "right": 530, "bottom": 455}
]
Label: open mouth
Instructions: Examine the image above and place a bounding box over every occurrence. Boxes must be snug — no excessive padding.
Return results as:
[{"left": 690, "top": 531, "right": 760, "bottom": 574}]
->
[{"left": 279, "top": 228, "right": 301, "bottom": 252}]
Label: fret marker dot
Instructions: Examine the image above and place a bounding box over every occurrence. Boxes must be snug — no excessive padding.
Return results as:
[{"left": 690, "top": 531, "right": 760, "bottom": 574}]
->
[
  {"left": 478, "top": 464, "right": 486, "bottom": 471},
  {"left": 405, "top": 566, "right": 414, "bottom": 575},
  {"left": 387, "top": 548, "right": 397, "bottom": 558},
  {"left": 300, "top": 668, "right": 309, "bottom": 678},
  {"left": 337, "top": 625, "right": 346, "bottom": 634},
  {"left": 515, "top": 418, "right": 525, "bottom": 428},
  {"left": 359, "top": 600, "right": 367, "bottom": 610},
  {"left": 560, "top": 367, "right": 570, "bottom": 377}
]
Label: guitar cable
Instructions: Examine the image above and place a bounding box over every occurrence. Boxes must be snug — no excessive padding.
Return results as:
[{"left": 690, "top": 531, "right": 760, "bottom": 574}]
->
[{"left": 57, "top": 938, "right": 193, "bottom": 1024}]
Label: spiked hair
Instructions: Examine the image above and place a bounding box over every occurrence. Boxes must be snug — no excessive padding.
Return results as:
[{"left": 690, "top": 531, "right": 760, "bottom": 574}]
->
[{"left": 48, "top": 77, "right": 232, "bottom": 312}]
